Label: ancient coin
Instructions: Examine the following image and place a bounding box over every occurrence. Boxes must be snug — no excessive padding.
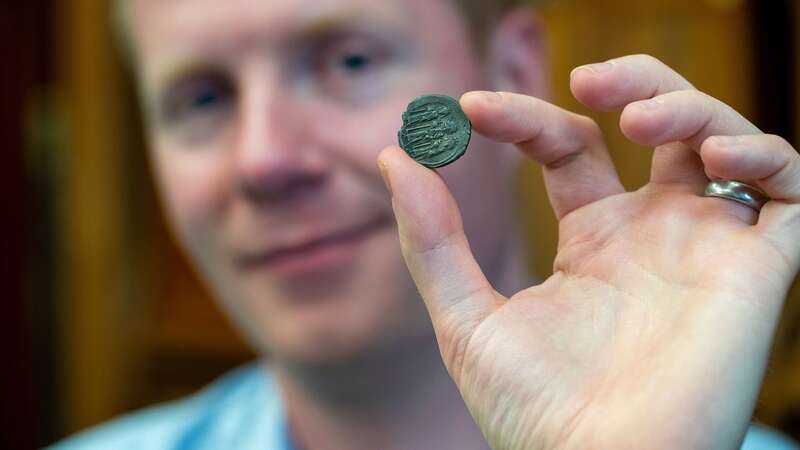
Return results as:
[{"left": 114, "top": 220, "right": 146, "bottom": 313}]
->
[{"left": 398, "top": 94, "right": 471, "bottom": 168}]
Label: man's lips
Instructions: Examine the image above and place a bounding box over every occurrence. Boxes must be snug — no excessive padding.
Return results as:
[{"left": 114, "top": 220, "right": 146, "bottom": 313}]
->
[{"left": 235, "top": 215, "right": 393, "bottom": 274}]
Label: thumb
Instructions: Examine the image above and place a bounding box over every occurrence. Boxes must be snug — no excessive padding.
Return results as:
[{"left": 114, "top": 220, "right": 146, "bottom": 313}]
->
[{"left": 377, "top": 146, "right": 501, "bottom": 379}]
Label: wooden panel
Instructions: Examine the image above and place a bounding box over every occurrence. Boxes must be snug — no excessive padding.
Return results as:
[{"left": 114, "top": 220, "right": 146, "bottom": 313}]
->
[
  {"left": 55, "top": 0, "right": 140, "bottom": 434},
  {"left": 53, "top": 0, "right": 251, "bottom": 439}
]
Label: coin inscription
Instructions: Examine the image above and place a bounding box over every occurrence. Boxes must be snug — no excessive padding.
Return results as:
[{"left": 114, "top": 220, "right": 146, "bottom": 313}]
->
[{"left": 398, "top": 95, "right": 471, "bottom": 168}]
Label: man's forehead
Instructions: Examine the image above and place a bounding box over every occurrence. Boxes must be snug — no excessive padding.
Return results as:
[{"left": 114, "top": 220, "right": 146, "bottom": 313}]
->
[
  {"left": 129, "top": 0, "right": 454, "bottom": 54},
  {"left": 127, "top": 0, "right": 478, "bottom": 95}
]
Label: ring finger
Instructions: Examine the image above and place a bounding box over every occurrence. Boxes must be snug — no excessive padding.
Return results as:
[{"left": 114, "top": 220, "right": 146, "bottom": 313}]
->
[{"left": 620, "top": 89, "right": 762, "bottom": 188}]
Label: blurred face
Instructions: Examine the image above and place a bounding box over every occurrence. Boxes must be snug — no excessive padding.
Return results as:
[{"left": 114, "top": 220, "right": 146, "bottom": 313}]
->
[{"left": 129, "top": 0, "right": 518, "bottom": 366}]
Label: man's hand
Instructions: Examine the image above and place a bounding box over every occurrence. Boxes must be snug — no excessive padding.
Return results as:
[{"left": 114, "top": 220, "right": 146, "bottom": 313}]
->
[{"left": 377, "top": 54, "right": 800, "bottom": 450}]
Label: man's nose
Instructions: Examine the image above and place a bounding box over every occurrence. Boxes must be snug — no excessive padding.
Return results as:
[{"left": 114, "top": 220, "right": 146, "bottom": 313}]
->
[{"left": 234, "top": 76, "right": 328, "bottom": 203}]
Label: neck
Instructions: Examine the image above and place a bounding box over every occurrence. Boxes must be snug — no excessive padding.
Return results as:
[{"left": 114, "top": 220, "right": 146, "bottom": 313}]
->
[
  {"left": 273, "top": 231, "right": 534, "bottom": 450},
  {"left": 275, "top": 336, "right": 488, "bottom": 450}
]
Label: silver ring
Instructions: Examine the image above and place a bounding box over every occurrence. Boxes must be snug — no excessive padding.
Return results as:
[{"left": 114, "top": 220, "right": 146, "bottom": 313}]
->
[{"left": 704, "top": 180, "right": 769, "bottom": 212}]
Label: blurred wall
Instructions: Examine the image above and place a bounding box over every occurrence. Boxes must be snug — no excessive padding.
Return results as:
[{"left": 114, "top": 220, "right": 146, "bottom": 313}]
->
[
  {"left": 35, "top": 0, "right": 799, "bottom": 447},
  {"left": 4, "top": 2, "right": 51, "bottom": 449},
  {"left": 49, "top": 1, "right": 253, "bottom": 445}
]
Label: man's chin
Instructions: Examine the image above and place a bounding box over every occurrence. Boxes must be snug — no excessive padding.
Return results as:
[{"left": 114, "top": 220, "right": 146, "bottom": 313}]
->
[
  {"left": 270, "top": 329, "right": 388, "bottom": 369},
  {"left": 263, "top": 315, "right": 433, "bottom": 373}
]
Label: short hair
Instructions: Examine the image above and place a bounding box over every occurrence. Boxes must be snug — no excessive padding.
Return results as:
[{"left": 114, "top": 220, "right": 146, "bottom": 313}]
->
[{"left": 112, "top": 0, "right": 529, "bottom": 62}]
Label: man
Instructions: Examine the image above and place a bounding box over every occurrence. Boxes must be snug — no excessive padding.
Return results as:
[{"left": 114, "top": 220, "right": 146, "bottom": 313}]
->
[{"left": 53, "top": 0, "right": 800, "bottom": 449}]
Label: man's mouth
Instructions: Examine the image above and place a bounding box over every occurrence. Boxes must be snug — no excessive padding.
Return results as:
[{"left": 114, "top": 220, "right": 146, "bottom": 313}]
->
[{"left": 235, "top": 215, "right": 393, "bottom": 278}]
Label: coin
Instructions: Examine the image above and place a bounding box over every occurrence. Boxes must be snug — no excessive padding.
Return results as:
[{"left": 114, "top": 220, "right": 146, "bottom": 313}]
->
[{"left": 398, "top": 94, "right": 471, "bottom": 168}]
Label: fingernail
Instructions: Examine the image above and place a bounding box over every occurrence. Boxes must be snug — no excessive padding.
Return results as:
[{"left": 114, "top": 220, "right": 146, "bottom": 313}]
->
[
  {"left": 571, "top": 62, "right": 613, "bottom": 77},
  {"left": 465, "top": 90, "right": 502, "bottom": 104},
  {"left": 636, "top": 98, "right": 665, "bottom": 111},
  {"left": 378, "top": 160, "right": 393, "bottom": 195}
]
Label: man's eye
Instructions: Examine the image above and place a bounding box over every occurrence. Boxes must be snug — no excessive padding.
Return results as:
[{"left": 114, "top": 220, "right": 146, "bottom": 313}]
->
[
  {"left": 189, "top": 88, "right": 224, "bottom": 109},
  {"left": 317, "top": 36, "right": 388, "bottom": 79},
  {"left": 339, "top": 53, "right": 371, "bottom": 73},
  {"left": 300, "top": 33, "right": 396, "bottom": 104},
  {"left": 172, "top": 83, "right": 231, "bottom": 118},
  {"left": 160, "top": 76, "right": 235, "bottom": 126}
]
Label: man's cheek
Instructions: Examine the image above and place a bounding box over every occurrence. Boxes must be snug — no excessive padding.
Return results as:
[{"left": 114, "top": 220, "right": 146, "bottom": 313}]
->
[
  {"left": 314, "top": 107, "right": 405, "bottom": 171},
  {"left": 156, "top": 154, "right": 231, "bottom": 248}
]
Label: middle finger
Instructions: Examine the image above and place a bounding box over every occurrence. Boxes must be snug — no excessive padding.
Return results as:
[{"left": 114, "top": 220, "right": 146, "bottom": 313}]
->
[
  {"left": 619, "top": 90, "right": 761, "bottom": 151},
  {"left": 620, "top": 89, "right": 761, "bottom": 187}
]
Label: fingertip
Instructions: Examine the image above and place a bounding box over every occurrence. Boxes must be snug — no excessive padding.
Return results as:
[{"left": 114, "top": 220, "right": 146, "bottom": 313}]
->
[
  {"left": 568, "top": 67, "right": 596, "bottom": 106},
  {"left": 460, "top": 91, "right": 502, "bottom": 126},
  {"left": 377, "top": 144, "right": 447, "bottom": 207},
  {"left": 377, "top": 146, "right": 404, "bottom": 194},
  {"left": 698, "top": 138, "right": 736, "bottom": 180},
  {"left": 459, "top": 90, "right": 481, "bottom": 108},
  {"left": 569, "top": 63, "right": 625, "bottom": 112},
  {"left": 460, "top": 90, "right": 501, "bottom": 108},
  {"left": 379, "top": 154, "right": 464, "bottom": 255},
  {"left": 377, "top": 145, "right": 405, "bottom": 169},
  {"left": 461, "top": 91, "right": 527, "bottom": 143},
  {"left": 618, "top": 100, "right": 670, "bottom": 146},
  {"left": 699, "top": 136, "right": 780, "bottom": 181},
  {"left": 379, "top": 145, "right": 443, "bottom": 198},
  {"left": 379, "top": 144, "right": 427, "bottom": 175}
]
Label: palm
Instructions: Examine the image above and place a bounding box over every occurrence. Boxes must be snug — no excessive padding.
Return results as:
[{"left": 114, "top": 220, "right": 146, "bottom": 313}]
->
[
  {"left": 379, "top": 55, "right": 800, "bottom": 450},
  {"left": 461, "top": 187, "right": 790, "bottom": 449}
]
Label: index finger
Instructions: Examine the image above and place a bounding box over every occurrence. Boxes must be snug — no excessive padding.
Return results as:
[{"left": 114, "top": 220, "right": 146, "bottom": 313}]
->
[
  {"left": 460, "top": 91, "right": 624, "bottom": 220},
  {"left": 569, "top": 54, "right": 695, "bottom": 112}
]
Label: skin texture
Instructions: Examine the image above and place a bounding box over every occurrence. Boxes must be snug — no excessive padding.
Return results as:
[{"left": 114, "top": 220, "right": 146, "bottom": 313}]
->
[{"left": 378, "top": 55, "right": 800, "bottom": 449}]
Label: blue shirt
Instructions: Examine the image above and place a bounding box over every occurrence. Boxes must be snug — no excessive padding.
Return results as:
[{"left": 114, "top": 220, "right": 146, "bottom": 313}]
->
[{"left": 49, "top": 361, "right": 799, "bottom": 450}]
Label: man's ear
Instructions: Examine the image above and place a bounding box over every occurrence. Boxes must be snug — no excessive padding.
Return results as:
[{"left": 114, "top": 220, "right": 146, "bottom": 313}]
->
[{"left": 486, "top": 8, "right": 549, "bottom": 99}]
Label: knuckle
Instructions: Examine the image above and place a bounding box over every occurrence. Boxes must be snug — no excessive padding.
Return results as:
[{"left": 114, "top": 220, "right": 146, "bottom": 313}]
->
[
  {"left": 640, "top": 53, "right": 664, "bottom": 66},
  {"left": 536, "top": 114, "right": 603, "bottom": 169},
  {"left": 672, "top": 88, "right": 708, "bottom": 104},
  {"left": 681, "top": 90, "right": 717, "bottom": 121},
  {"left": 625, "top": 53, "right": 666, "bottom": 69},
  {"left": 572, "top": 113, "right": 602, "bottom": 138},
  {"left": 764, "top": 133, "right": 794, "bottom": 152}
]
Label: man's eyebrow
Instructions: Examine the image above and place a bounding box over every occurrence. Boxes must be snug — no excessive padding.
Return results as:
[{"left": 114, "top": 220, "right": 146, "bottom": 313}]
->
[
  {"left": 158, "top": 62, "right": 204, "bottom": 87},
  {"left": 285, "top": 9, "right": 400, "bottom": 43},
  {"left": 157, "top": 62, "right": 221, "bottom": 90}
]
